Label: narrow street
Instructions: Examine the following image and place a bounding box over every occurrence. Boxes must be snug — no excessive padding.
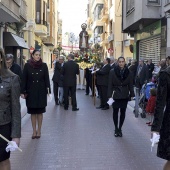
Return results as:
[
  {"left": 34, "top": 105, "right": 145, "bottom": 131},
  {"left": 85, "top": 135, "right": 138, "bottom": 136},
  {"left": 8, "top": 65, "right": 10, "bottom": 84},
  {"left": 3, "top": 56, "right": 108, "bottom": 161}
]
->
[{"left": 10, "top": 90, "right": 165, "bottom": 170}]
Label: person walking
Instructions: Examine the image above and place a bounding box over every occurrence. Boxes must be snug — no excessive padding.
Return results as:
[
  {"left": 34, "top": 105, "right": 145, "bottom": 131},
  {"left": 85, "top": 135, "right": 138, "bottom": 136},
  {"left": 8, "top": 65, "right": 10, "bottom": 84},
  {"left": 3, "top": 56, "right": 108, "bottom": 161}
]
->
[
  {"left": 135, "top": 58, "right": 149, "bottom": 91},
  {"left": 21, "top": 49, "right": 51, "bottom": 139},
  {"left": 95, "top": 58, "right": 111, "bottom": 110},
  {"left": 108, "top": 56, "right": 135, "bottom": 137},
  {"left": 5, "top": 54, "right": 22, "bottom": 79},
  {"left": 62, "top": 54, "right": 79, "bottom": 111},
  {"left": 52, "top": 56, "right": 64, "bottom": 105},
  {"left": 129, "top": 59, "right": 138, "bottom": 85},
  {"left": 151, "top": 56, "right": 170, "bottom": 170},
  {"left": 0, "top": 48, "right": 21, "bottom": 170}
]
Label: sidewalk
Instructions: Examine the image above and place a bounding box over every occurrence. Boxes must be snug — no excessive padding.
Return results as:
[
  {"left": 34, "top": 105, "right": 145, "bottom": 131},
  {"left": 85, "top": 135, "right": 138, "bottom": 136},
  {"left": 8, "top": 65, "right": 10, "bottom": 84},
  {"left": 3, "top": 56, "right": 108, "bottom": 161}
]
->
[{"left": 10, "top": 90, "right": 165, "bottom": 170}]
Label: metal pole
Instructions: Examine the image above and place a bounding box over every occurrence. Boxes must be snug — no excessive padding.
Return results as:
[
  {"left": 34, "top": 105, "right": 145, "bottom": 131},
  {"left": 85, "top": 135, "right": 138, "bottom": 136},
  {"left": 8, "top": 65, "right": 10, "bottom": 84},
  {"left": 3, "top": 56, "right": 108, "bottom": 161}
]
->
[{"left": 134, "top": 87, "right": 139, "bottom": 118}]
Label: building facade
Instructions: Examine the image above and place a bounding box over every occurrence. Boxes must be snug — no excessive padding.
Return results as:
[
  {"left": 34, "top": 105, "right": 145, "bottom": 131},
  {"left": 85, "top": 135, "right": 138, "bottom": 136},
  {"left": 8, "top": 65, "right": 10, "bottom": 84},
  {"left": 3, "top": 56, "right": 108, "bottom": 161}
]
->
[
  {"left": 0, "top": 0, "right": 28, "bottom": 67},
  {"left": 122, "top": 0, "right": 170, "bottom": 63},
  {"left": 87, "top": 0, "right": 134, "bottom": 60},
  {"left": 23, "top": 0, "right": 60, "bottom": 68}
]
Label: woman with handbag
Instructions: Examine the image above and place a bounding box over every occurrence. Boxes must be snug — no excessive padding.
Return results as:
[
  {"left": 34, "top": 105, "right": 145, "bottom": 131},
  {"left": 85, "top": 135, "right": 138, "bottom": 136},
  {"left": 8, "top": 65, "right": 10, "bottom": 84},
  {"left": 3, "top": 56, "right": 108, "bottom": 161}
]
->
[
  {"left": 108, "top": 56, "right": 135, "bottom": 137},
  {"left": 21, "top": 49, "right": 51, "bottom": 139},
  {"left": 0, "top": 48, "right": 21, "bottom": 170}
]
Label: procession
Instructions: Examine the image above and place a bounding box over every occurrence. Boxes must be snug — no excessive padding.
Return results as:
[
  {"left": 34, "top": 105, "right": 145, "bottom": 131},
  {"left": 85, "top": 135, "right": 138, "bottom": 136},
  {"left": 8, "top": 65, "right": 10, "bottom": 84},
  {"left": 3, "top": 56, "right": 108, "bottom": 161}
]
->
[{"left": 0, "top": 0, "right": 170, "bottom": 170}]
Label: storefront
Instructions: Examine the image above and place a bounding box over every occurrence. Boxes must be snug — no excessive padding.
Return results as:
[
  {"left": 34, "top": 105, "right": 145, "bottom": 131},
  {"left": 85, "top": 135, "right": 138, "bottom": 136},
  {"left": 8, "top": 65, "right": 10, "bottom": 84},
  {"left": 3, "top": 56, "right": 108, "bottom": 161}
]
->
[{"left": 134, "top": 20, "right": 162, "bottom": 63}]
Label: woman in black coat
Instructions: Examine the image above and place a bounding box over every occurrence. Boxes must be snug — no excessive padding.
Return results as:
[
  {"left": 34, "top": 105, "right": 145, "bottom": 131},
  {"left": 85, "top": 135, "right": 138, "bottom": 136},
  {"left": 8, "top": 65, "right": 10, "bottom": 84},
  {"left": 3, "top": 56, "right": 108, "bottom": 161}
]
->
[
  {"left": 21, "top": 50, "right": 51, "bottom": 139},
  {"left": 151, "top": 57, "right": 170, "bottom": 170},
  {"left": 108, "top": 57, "right": 135, "bottom": 137}
]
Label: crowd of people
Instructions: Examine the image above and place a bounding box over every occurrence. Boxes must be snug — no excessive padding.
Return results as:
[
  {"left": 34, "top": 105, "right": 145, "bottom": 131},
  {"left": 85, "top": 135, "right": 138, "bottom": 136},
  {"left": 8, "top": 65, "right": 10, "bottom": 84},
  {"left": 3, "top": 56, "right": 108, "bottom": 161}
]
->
[{"left": 0, "top": 46, "right": 170, "bottom": 170}]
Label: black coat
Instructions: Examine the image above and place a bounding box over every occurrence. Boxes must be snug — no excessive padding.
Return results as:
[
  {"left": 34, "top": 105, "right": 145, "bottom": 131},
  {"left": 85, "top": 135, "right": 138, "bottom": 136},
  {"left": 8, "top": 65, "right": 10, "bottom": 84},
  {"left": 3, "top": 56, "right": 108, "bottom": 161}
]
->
[
  {"left": 108, "top": 66, "right": 135, "bottom": 100},
  {"left": 136, "top": 64, "right": 149, "bottom": 85},
  {"left": 110, "top": 63, "right": 116, "bottom": 70},
  {"left": 21, "top": 63, "right": 51, "bottom": 108},
  {"left": 129, "top": 63, "right": 138, "bottom": 85},
  {"left": 96, "top": 64, "right": 111, "bottom": 86},
  {"left": 10, "top": 62, "right": 22, "bottom": 80},
  {"left": 151, "top": 66, "right": 170, "bottom": 160},
  {"left": 52, "top": 62, "right": 62, "bottom": 83},
  {"left": 62, "top": 60, "right": 79, "bottom": 86},
  {"left": 147, "top": 63, "right": 155, "bottom": 79}
]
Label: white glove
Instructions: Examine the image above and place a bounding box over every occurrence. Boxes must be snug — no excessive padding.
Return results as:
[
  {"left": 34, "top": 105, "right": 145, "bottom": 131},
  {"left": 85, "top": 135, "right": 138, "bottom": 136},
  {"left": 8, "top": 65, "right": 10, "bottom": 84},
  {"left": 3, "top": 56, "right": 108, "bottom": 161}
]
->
[
  {"left": 150, "top": 132, "right": 160, "bottom": 152},
  {"left": 47, "top": 94, "right": 53, "bottom": 102},
  {"left": 107, "top": 98, "right": 114, "bottom": 106},
  {"left": 6, "top": 141, "right": 19, "bottom": 152}
]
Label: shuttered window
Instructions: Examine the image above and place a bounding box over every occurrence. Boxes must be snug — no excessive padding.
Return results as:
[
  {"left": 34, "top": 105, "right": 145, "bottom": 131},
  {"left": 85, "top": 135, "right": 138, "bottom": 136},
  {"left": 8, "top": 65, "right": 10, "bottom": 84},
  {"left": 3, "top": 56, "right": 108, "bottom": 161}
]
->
[{"left": 139, "top": 35, "right": 161, "bottom": 64}]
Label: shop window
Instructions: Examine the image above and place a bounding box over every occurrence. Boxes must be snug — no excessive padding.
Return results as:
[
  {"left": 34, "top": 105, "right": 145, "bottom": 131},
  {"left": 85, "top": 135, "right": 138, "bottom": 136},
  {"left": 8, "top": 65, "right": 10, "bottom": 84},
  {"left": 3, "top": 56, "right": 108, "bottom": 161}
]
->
[
  {"left": 147, "top": 0, "right": 161, "bottom": 5},
  {"left": 126, "top": 0, "right": 135, "bottom": 16}
]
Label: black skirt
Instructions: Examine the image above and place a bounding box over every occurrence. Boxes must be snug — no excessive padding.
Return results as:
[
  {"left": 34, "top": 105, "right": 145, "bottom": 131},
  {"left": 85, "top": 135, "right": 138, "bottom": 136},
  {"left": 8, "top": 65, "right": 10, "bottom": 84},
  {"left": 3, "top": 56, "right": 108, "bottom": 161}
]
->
[
  {"left": 27, "top": 107, "right": 46, "bottom": 114},
  {"left": 112, "top": 99, "right": 128, "bottom": 109},
  {"left": 0, "top": 123, "right": 11, "bottom": 162}
]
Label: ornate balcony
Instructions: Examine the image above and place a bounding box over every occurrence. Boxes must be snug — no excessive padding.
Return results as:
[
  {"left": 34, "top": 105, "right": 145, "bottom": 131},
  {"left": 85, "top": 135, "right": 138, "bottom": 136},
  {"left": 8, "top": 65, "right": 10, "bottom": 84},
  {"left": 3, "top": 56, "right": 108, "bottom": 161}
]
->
[
  {"left": 35, "top": 20, "right": 48, "bottom": 37},
  {"left": 42, "top": 36, "right": 55, "bottom": 46}
]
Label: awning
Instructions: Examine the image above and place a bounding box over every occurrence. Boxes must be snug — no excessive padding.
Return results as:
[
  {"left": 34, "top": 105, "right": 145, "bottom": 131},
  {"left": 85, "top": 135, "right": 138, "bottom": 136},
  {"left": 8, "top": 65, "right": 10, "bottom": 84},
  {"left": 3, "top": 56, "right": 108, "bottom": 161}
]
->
[{"left": 3, "top": 32, "right": 29, "bottom": 49}]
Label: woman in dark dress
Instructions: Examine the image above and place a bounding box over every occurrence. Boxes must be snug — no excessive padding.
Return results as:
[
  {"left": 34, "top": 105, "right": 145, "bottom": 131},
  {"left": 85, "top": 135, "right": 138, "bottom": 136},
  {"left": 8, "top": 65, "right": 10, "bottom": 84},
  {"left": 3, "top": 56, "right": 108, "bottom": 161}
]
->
[
  {"left": 151, "top": 56, "right": 170, "bottom": 170},
  {"left": 0, "top": 48, "right": 21, "bottom": 170},
  {"left": 108, "top": 57, "right": 135, "bottom": 137},
  {"left": 21, "top": 50, "right": 51, "bottom": 139}
]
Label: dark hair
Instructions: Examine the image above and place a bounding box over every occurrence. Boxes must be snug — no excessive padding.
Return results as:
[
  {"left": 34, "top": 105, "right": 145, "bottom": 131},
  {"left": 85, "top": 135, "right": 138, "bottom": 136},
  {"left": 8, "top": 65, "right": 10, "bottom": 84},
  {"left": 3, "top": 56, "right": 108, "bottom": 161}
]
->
[
  {"left": 68, "top": 53, "right": 74, "bottom": 59},
  {"left": 0, "top": 47, "right": 14, "bottom": 77},
  {"left": 150, "top": 88, "right": 157, "bottom": 96},
  {"left": 106, "top": 57, "right": 110, "bottom": 64},
  {"left": 166, "top": 56, "right": 170, "bottom": 60},
  {"left": 118, "top": 56, "right": 125, "bottom": 61},
  {"left": 31, "top": 49, "right": 40, "bottom": 57}
]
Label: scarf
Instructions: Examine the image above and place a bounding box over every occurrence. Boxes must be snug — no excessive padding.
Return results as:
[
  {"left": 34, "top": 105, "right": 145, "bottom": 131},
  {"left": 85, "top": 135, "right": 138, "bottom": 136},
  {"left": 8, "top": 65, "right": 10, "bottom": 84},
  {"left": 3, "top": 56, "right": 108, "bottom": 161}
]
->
[
  {"left": 29, "top": 57, "right": 42, "bottom": 69},
  {"left": 115, "top": 66, "right": 129, "bottom": 82}
]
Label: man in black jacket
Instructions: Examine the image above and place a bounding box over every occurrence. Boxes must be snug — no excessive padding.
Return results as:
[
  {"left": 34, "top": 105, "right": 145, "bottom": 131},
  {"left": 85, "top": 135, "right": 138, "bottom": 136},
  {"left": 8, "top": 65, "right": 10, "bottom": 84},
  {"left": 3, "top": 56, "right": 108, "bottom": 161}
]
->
[
  {"left": 110, "top": 57, "right": 116, "bottom": 70},
  {"left": 135, "top": 58, "right": 149, "bottom": 91},
  {"left": 62, "top": 54, "right": 79, "bottom": 111},
  {"left": 147, "top": 59, "right": 155, "bottom": 79},
  {"left": 95, "top": 58, "right": 111, "bottom": 110},
  {"left": 52, "top": 56, "right": 64, "bottom": 105},
  {"left": 6, "top": 54, "right": 22, "bottom": 80}
]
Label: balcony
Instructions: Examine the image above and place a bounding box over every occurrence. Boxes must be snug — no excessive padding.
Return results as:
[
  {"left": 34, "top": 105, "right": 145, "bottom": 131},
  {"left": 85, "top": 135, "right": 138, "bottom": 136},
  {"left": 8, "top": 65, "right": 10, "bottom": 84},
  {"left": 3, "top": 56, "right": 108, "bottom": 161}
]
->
[
  {"left": 108, "top": 33, "right": 114, "bottom": 42},
  {"left": 42, "top": 36, "right": 55, "bottom": 46},
  {"left": 92, "top": 20, "right": 104, "bottom": 30},
  {"left": 100, "top": 33, "right": 108, "bottom": 46},
  {"left": 91, "top": 0, "right": 104, "bottom": 13},
  {"left": 20, "top": 0, "right": 27, "bottom": 21},
  {"left": 35, "top": 20, "right": 48, "bottom": 37},
  {"left": 100, "top": 8, "right": 108, "bottom": 22},
  {"left": 0, "top": 0, "right": 20, "bottom": 22}
]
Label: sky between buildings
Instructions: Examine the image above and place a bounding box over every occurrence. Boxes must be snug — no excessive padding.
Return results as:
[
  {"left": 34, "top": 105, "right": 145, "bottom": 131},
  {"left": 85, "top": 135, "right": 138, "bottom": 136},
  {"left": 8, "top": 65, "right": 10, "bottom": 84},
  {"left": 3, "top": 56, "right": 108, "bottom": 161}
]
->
[{"left": 59, "top": 0, "right": 88, "bottom": 39}]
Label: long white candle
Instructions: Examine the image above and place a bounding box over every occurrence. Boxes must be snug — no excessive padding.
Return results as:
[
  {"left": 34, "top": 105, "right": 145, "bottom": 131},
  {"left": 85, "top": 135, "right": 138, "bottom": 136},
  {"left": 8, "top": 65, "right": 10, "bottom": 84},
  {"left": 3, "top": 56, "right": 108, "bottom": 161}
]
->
[{"left": 0, "top": 134, "right": 22, "bottom": 152}]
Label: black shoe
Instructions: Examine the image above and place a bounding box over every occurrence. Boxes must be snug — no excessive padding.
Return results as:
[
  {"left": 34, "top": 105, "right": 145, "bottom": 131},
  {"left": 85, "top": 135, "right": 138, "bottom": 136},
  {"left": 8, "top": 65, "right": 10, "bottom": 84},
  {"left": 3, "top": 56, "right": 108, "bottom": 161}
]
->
[
  {"left": 72, "top": 108, "right": 79, "bottom": 111},
  {"left": 64, "top": 107, "right": 68, "bottom": 110},
  {"left": 101, "top": 107, "right": 109, "bottom": 110},
  {"left": 56, "top": 102, "right": 59, "bottom": 105},
  {"left": 114, "top": 129, "right": 119, "bottom": 137},
  {"left": 96, "top": 106, "right": 104, "bottom": 109},
  {"left": 118, "top": 129, "right": 123, "bottom": 137},
  {"left": 85, "top": 93, "right": 89, "bottom": 95}
]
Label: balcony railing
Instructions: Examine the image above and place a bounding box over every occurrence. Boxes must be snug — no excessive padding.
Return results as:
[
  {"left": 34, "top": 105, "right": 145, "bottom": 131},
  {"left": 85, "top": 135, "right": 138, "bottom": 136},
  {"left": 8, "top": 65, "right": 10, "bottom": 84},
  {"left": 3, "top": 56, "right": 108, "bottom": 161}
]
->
[
  {"left": 20, "top": 0, "right": 27, "bottom": 20},
  {"left": 35, "top": 20, "right": 48, "bottom": 27}
]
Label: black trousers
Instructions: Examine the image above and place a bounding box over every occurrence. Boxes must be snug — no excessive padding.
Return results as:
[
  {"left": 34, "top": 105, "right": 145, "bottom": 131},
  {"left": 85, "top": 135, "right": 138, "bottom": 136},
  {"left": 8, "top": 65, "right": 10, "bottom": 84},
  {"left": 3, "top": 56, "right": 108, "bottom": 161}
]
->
[
  {"left": 99, "top": 85, "right": 108, "bottom": 108},
  {"left": 53, "top": 81, "right": 59, "bottom": 104},
  {"left": 85, "top": 77, "right": 90, "bottom": 94},
  {"left": 64, "top": 86, "right": 77, "bottom": 109}
]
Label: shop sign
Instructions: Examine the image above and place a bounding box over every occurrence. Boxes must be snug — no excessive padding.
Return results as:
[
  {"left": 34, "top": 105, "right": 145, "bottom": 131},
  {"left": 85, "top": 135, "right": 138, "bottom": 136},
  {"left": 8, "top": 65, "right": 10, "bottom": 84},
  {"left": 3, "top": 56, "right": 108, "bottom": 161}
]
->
[{"left": 136, "top": 20, "right": 161, "bottom": 41}]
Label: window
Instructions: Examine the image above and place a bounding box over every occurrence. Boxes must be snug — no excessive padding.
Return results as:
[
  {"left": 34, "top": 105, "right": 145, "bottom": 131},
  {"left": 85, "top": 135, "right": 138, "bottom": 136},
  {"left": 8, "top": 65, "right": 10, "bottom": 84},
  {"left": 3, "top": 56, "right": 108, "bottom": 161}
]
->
[
  {"left": 36, "top": 0, "right": 41, "bottom": 24},
  {"left": 93, "top": 4, "right": 103, "bottom": 21},
  {"left": 126, "top": 0, "right": 135, "bottom": 15},
  {"left": 94, "top": 26, "right": 103, "bottom": 35},
  {"left": 147, "top": 0, "right": 161, "bottom": 5}
]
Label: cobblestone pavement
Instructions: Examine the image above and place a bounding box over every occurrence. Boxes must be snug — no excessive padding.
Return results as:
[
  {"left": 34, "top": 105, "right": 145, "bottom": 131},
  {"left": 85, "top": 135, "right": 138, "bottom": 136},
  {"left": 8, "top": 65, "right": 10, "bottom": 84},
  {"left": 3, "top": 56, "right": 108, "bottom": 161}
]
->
[{"left": 10, "top": 90, "right": 165, "bottom": 170}]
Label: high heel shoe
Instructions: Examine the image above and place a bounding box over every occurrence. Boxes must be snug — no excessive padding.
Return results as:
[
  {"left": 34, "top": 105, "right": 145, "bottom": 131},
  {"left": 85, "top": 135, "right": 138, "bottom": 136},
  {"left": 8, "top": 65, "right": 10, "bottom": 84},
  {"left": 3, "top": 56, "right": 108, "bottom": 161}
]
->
[
  {"left": 32, "top": 133, "right": 36, "bottom": 139},
  {"left": 114, "top": 129, "right": 119, "bottom": 137},
  {"left": 36, "top": 132, "right": 41, "bottom": 139},
  {"left": 118, "top": 129, "right": 123, "bottom": 137}
]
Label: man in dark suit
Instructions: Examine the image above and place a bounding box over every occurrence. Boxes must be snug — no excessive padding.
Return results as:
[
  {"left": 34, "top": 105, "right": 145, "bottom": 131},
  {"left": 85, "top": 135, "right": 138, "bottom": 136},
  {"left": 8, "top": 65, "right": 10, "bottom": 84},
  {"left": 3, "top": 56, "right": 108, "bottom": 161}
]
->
[
  {"left": 135, "top": 58, "right": 149, "bottom": 91},
  {"left": 52, "top": 56, "right": 64, "bottom": 105},
  {"left": 95, "top": 58, "right": 111, "bottom": 110},
  {"left": 6, "top": 54, "right": 22, "bottom": 80},
  {"left": 110, "top": 57, "right": 116, "bottom": 70},
  {"left": 62, "top": 54, "right": 79, "bottom": 111},
  {"left": 147, "top": 59, "right": 155, "bottom": 79}
]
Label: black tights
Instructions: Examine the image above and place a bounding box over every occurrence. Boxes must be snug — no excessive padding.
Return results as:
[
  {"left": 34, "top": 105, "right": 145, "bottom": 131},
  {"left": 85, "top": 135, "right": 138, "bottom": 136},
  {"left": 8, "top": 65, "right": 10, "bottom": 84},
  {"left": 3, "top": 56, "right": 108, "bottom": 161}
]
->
[{"left": 113, "top": 108, "right": 126, "bottom": 130}]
